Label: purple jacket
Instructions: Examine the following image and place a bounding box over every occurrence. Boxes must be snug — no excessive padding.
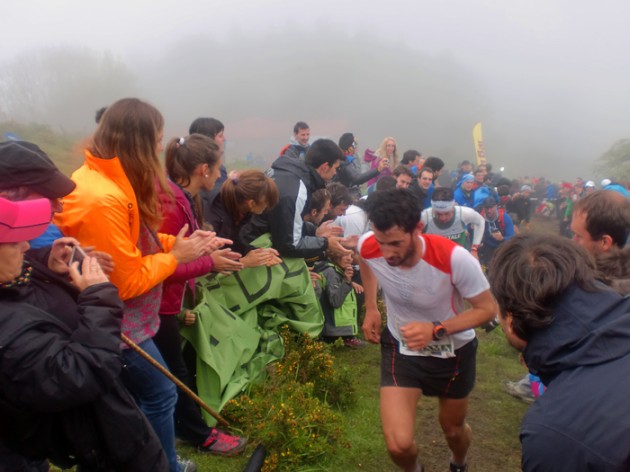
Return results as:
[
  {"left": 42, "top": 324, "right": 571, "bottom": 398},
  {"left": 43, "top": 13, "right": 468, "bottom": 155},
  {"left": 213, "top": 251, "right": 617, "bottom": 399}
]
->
[
  {"left": 158, "top": 182, "right": 214, "bottom": 315},
  {"left": 364, "top": 149, "right": 392, "bottom": 188}
]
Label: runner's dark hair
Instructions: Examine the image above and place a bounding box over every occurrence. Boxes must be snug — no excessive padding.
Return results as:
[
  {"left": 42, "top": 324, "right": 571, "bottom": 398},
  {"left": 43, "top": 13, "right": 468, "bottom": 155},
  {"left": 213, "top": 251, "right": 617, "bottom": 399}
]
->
[
  {"left": 365, "top": 189, "right": 421, "bottom": 233},
  {"left": 432, "top": 187, "right": 454, "bottom": 201}
]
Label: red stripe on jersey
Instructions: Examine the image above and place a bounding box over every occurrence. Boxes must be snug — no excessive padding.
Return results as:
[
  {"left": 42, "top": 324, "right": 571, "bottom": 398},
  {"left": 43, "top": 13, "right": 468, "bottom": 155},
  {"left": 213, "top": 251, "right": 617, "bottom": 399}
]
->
[
  {"left": 360, "top": 234, "right": 383, "bottom": 259},
  {"left": 421, "top": 234, "right": 456, "bottom": 275}
]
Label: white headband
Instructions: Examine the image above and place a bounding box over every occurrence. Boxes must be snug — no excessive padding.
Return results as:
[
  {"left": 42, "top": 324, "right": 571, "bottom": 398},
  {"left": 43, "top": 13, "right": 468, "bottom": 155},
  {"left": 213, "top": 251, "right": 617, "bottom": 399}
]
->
[{"left": 432, "top": 200, "right": 455, "bottom": 213}]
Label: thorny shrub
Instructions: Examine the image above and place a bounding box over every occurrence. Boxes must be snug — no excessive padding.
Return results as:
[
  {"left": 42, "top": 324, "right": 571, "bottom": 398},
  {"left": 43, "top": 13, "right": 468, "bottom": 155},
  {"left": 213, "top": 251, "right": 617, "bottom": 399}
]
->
[{"left": 223, "top": 327, "right": 355, "bottom": 471}]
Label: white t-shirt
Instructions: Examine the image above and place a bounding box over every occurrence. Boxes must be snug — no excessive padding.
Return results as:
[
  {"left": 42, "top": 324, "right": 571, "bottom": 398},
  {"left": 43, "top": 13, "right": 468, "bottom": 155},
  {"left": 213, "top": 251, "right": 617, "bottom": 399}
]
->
[
  {"left": 421, "top": 206, "right": 485, "bottom": 247},
  {"left": 335, "top": 204, "right": 369, "bottom": 237},
  {"left": 358, "top": 232, "right": 489, "bottom": 350}
]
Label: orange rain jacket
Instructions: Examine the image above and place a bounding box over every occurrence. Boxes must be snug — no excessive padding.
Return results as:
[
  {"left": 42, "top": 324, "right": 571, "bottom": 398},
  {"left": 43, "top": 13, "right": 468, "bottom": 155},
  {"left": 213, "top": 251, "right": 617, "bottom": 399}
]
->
[{"left": 55, "top": 150, "right": 177, "bottom": 301}]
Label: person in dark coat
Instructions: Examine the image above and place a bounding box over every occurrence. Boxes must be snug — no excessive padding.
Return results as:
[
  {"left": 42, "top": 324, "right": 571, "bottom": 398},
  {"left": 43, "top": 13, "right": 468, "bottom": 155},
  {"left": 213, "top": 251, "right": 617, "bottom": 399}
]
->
[
  {"left": 491, "top": 234, "right": 630, "bottom": 472},
  {"left": 261, "top": 139, "right": 351, "bottom": 260},
  {"left": 281, "top": 121, "right": 311, "bottom": 160},
  {"left": 0, "top": 197, "right": 168, "bottom": 471},
  {"left": 205, "top": 169, "right": 280, "bottom": 264},
  {"left": 505, "top": 184, "right": 533, "bottom": 233},
  {"left": 334, "top": 132, "right": 385, "bottom": 201}
]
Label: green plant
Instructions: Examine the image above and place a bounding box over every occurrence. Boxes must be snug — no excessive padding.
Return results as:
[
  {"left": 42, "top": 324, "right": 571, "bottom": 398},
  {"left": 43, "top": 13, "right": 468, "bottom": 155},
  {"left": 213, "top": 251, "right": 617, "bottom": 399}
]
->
[
  {"left": 275, "top": 329, "right": 355, "bottom": 408},
  {"left": 225, "top": 380, "right": 345, "bottom": 471},
  {"left": 223, "top": 327, "right": 354, "bottom": 470}
]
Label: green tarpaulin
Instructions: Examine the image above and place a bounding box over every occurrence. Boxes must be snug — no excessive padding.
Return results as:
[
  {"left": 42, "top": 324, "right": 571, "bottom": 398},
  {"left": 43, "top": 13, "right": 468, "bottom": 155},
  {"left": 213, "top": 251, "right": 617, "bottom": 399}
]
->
[{"left": 179, "top": 234, "right": 323, "bottom": 425}]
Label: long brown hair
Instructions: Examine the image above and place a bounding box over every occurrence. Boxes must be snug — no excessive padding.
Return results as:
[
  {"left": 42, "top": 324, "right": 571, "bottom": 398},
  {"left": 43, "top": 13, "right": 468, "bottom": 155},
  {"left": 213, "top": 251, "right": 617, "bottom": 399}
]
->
[
  {"left": 165, "top": 134, "right": 221, "bottom": 188},
  {"left": 165, "top": 134, "right": 221, "bottom": 226},
  {"left": 91, "top": 98, "right": 168, "bottom": 230},
  {"left": 220, "top": 170, "right": 279, "bottom": 220}
]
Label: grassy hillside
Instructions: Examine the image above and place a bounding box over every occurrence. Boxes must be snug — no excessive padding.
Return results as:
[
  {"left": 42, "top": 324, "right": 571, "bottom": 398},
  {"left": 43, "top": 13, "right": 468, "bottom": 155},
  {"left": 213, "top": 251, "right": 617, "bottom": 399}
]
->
[{"left": 0, "top": 122, "right": 86, "bottom": 175}]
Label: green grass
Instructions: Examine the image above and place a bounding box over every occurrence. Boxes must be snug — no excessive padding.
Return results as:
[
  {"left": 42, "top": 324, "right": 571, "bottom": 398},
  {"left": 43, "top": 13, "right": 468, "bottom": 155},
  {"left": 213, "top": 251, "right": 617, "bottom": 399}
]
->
[
  {"left": 186, "top": 218, "right": 560, "bottom": 471},
  {"left": 172, "top": 328, "right": 527, "bottom": 472}
]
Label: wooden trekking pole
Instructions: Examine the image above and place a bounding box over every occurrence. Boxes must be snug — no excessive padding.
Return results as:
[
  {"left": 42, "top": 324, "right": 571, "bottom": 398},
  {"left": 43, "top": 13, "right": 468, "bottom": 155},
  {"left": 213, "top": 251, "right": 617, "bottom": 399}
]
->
[{"left": 121, "top": 333, "right": 229, "bottom": 427}]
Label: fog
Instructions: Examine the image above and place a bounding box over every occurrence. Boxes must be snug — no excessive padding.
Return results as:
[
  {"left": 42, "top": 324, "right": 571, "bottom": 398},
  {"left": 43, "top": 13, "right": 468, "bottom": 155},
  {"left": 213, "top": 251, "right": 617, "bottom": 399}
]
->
[{"left": 3, "top": 0, "right": 630, "bottom": 181}]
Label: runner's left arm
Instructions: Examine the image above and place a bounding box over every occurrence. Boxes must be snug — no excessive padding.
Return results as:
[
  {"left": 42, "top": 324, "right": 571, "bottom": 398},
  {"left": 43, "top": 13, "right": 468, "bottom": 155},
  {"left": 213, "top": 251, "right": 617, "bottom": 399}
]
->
[
  {"left": 461, "top": 207, "right": 485, "bottom": 247},
  {"left": 443, "top": 245, "right": 496, "bottom": 334},
  {"left": 440, "top": 289, "right": 496, "bottom": 335}
]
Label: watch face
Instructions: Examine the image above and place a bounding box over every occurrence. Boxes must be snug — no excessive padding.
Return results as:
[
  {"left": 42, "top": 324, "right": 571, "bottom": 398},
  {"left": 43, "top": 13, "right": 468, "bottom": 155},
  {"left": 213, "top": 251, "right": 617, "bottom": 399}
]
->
[{"left": 433, "top": 323, "right": 447, "bottom": 339}]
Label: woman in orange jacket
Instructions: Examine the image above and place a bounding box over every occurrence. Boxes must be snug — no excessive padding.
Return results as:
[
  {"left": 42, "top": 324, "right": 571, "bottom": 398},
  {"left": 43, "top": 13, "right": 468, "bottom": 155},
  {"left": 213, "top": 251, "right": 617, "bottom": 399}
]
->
[{"left": 56, "top": 98, "right": 212, "bottom": 472}]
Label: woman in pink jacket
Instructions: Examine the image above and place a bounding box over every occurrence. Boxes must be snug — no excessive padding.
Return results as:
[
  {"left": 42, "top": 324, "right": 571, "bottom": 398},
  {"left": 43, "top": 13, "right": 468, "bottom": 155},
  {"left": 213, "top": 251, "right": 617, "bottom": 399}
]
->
[
  {"left": 155, "top": 134, "right": 246, "bottom": 456},
  {"left": 365, "top": 136, "right": 397, "bottom": 192}
]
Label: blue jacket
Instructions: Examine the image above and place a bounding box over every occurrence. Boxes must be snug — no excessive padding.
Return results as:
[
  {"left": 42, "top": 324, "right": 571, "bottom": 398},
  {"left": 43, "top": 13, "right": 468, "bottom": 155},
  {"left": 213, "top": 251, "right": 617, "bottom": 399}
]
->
[
  {"left": 454, "top": 187, "right": 475, "bottom": 208},
  {"left": 472, "top": 185, "right": 498, "bottom": 210},
  {"left": 603, "top": 183, "right": 630, "bottom": 198},
  {"left": 481, "top": 209, "right": 514, "bottom": 249},
  {"left": 520, "top": 284, "right": 630, "bottom": 471}
]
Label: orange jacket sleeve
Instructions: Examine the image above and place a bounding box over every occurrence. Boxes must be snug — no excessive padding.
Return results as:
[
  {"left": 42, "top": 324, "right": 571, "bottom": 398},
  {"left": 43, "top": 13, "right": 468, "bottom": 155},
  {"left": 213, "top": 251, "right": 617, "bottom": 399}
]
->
[{"left": 59, "top": 192, "right": 178, "bottom": 301}]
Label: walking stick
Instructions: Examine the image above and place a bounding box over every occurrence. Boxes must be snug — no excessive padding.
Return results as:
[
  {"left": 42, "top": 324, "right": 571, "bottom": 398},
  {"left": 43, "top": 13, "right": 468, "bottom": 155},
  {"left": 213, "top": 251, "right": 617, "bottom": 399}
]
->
[{"left": 121, "top": 333, "right": 229, "bottom": 427}]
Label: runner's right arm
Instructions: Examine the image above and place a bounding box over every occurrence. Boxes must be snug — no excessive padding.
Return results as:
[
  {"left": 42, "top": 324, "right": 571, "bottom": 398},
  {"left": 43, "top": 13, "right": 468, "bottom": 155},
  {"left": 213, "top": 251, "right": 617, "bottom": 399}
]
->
[{"left": 359, "top": 254, "right": 382, "bottom": 344}]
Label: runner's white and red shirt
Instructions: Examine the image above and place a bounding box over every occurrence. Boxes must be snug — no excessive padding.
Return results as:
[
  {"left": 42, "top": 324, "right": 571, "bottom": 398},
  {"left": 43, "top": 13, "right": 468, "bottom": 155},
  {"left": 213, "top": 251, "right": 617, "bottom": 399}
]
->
[{"left": 358, "top": 232, "right": 489, "bottom": 350}]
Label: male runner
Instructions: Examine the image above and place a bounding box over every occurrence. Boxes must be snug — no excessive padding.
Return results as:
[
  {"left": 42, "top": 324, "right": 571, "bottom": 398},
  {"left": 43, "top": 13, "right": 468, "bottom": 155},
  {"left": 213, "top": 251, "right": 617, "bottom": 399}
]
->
[
  {"left": 420, "top": 187, "right": 485, "bottom": 258},
  {"left": 359, "top": 189, "right": 496, "bottom": 472}
]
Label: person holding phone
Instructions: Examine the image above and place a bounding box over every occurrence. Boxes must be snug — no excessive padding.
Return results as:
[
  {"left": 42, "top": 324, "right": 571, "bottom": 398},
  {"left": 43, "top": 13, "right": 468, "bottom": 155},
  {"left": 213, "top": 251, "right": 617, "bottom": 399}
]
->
[
  {"left": 364, "top": 136, "right": 398, "bottom": 193},
  {"left": 0, "top": 197, "right": 168, "bottom": 471}
]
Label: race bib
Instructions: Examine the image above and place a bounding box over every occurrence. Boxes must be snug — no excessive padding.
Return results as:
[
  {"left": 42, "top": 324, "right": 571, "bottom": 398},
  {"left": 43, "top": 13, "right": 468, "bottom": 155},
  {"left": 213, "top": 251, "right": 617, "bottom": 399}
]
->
[{"left": 399, "top": 336, "right": 456, "bottom": 359}]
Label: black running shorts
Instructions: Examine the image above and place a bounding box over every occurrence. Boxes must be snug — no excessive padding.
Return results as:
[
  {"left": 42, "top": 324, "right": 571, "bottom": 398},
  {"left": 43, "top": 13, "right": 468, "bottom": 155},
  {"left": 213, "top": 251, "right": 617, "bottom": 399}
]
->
[{"left": 380, "top": 327, "right": 477, "bottom": 399}]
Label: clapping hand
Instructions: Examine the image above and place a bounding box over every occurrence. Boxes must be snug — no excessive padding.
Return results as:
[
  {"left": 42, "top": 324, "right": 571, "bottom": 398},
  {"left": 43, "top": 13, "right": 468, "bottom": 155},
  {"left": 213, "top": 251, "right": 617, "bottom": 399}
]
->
[{"left": 316, "top": 220, "right": 344, "bottom": 238}]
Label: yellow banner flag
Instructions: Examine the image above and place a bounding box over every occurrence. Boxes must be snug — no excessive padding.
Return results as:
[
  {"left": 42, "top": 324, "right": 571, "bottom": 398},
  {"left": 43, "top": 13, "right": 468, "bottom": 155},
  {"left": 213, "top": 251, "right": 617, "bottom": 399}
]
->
[{"left": 472, "top": 122, "right": 486, "bottom": 166}]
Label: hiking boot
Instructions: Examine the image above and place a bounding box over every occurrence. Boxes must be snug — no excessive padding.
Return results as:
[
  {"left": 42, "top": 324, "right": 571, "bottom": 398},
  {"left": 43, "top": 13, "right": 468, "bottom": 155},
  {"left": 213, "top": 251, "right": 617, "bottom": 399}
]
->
[
  {"left": 343, "top": 336, "right": 366, "bottom": 349},
  {"left": 503, "top": 377, "right": 535, "bottom": 404},
  {"left": 199, "top": 428, "right": 247, "bottom": 456},
  {"left": 177, "top": 456, "right": 197, "bottom": 472},
  {"left": 450, "top": 462, "right": 468, "bottom": 472}
]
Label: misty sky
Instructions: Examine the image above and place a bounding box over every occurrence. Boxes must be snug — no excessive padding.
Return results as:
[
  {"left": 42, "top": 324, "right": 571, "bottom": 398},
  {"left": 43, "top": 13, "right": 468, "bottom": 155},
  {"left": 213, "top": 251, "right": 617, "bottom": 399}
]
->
[{"left": 3, "top": 0, "right": 630, "bottom": 180}]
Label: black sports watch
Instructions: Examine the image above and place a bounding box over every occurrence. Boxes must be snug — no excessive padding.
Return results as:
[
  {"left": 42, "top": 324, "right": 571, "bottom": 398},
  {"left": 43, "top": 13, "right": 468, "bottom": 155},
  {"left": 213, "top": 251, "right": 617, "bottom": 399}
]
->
[{"left": 432, "top": 321, "right": 447, "bottom": 341}]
